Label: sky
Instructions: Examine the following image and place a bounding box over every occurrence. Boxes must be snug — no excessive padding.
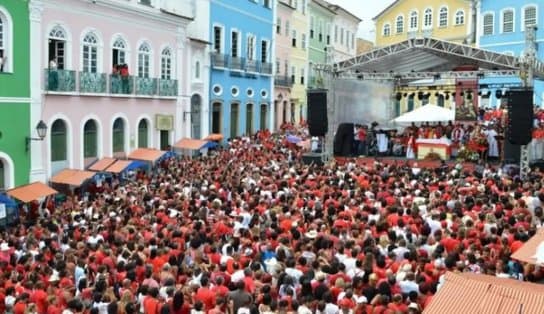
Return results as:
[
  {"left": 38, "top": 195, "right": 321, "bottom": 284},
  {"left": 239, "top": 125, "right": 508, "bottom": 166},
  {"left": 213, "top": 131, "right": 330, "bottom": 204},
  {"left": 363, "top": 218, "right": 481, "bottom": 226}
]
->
[{"left": 325, "top": 0, "right": 397, "bottom": 42}]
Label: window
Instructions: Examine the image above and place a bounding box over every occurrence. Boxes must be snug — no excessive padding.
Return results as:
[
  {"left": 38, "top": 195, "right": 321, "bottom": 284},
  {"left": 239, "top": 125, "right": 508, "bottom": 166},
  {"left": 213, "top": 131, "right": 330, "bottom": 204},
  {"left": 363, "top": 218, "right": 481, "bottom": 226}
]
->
[
  {"left": 49, "top": 25, "right": 67, "bottom": 70},
  {"left": 231, "top": 31, "right": 239, "bottom": 58},
  {"left": 524, "top": 6, "right": 537, "bottom": 29},
  {"left": 195, "top": 61, "right": 200, "bottom": 79},
  {"left": 301, "top": 33, "right": 306, "bottom": 49},
  {"left": 213, "top": 26, "right": 223, "bottom": 53},
  {"left": 396, "top": 15, "right": 404, "bottom": 33},
  {"left": 264, "top": 0, "right": 271, "bottom": 8},
  {"left": 139, "top": 0, "right": 152, "bottom": 5},
  {"left": 351, "top": 33, "right": 355, "bottom": 49},
  {"left": 302, "top": 0, "right": 306, "bottom": 14},
  {"left": 383, "top": 24, "right": 391, "bottom": 36},
  {"left": 160, "top": 48, "right": 172, "bottom": 80},
  {"left": 112, "top": 37, "right": 126, "bottom": 67},
  {"left": 51, "top": 120, "right": 67, "bottom": 162},
  {"left": 291, "top": 66, "right": 296, "bottom": 84},
  {"left": 310, "top": 16, "right": 314, "bottom": 38},
  {"left": 84, "top": 120, "right": 98, "bottom": 158},
  {"left": 112, "top": 118, "right": 125, "bottom": 153},
  {"left": 483, "top": 13, "right": 494, "bottom": 35},
  {"left": 409, "top": 11, "right": 418, "bottom": 30},
  {"left": 0, "top": 9, "right": 10, "bottom": 72},
  {"left": 340, "top": 28, "right": 344, "bottom": 45},
  {"left": 300, "top": 67, "right": 305, "bottom": 85},
  {"left": 439, "top": 7, "right": 448, "bottom": 27},
  {"left": 345, "top": 31, "right": 349, "bottom": 48},
  {"left": 285, "top": 21, "right": 290, "bottom": 37},
  {"left": 455, "top": 10, "right": 465, "bottom": 25},
  {"left": 137, "top": 43, "right": 151, "bottom": 78},
  {"left": 284, "top": 60, "right": 288, "bottom": 75},
  {"left": 138, "top": 119, "right": 148, "bottom": 148},
  {"left": 502, "top": 9, "right": 514, "bottom": 33},
  {"left": 275, "top": 58, "right": 280, "bottom": 74},
  {"left": 276, "top": 18, "right": 281, "bottom": 34},
  {"left": 292, "top": 30, "right": 297, "bottom": 47},
  {"left": 334, "top": 25, "right": 338, "bottom": 42},
  {"left": 247, "top": 35, "right": 255, "bottom": 60},
  {"left": 424, "top": 8, "right": 432, "bottom": 28},
  {"left": 326, "top": 23, "right": 331, "bottom": 44},
  {"left": 82, "top": 32, "right": 98, "bottom": 73},
  {"left": 261, "top": 40, "right": 269, "bottom": 63}
]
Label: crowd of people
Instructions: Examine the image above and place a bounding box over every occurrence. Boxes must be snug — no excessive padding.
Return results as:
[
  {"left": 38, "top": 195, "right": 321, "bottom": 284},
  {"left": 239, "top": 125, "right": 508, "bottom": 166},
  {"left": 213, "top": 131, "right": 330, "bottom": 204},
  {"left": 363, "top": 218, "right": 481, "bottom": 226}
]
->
[{"left": 1, "top": 124, "right": 544, "bottom": 314}]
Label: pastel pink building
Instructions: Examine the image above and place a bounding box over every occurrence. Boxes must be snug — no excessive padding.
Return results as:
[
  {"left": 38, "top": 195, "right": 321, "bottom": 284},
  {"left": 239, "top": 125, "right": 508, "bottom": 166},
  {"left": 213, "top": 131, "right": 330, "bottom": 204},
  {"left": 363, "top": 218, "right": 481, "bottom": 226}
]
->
[
  {"left": 28, "top": 0, "right": 210, "bottom": 180},
  {"left": 274, "top": 0, "right": 295, "bottom": 129}
]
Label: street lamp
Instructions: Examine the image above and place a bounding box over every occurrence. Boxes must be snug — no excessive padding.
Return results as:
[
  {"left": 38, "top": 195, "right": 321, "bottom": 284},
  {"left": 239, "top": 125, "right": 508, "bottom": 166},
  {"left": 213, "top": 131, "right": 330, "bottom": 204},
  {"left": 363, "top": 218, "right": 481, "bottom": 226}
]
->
[{"left": 26, "top": 120, "right": 47, "bottom": 152}]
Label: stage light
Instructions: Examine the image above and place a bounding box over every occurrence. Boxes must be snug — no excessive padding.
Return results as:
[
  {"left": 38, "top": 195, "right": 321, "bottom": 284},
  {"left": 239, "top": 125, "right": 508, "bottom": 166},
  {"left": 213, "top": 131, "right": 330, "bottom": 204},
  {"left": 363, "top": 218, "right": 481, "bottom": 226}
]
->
[
  {"left": 495, "top": 89, "right": 502, "bottom": 99},
  {"left": 403, "top": 93, "right": 408, "bottom": 97}
]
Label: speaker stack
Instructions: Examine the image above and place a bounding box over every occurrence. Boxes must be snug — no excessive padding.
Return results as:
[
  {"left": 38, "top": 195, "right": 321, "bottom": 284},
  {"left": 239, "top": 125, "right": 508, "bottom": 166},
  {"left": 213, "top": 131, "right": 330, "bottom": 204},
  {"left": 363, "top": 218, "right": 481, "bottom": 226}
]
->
[
  {"left": 307, "top": 89, "right": 328, "bottom": 136},
  {"left": 504, "top": 89, "right": 534, "bottom": 163},
  {"left": 334, "top": 123, "right": 354, "bottom": 157}
]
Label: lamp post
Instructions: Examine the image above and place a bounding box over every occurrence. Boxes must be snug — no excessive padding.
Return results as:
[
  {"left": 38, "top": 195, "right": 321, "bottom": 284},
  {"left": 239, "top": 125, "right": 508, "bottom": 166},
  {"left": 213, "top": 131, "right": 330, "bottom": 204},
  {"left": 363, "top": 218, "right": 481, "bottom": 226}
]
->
[{"left": 26, "top": 120, "right": 47, "bottom": 152}]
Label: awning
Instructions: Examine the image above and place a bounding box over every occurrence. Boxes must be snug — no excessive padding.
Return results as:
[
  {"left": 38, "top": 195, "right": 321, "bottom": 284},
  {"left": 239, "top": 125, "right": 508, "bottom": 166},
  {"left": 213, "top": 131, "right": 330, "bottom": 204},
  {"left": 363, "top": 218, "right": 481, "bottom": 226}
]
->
[
  {"left": 204, "top": 133, "right": 224, "bottom": 141},
  {"left": 174, "top": 138, "right": 209, "bottom": 150},
  {"left": 50, "top": 169, "right": 96, "bottom": 186},
  {"left": 104, "top": 160, "right": 133, "bottom": 174},
  {"left": 127, "top": 148, "right": 167, "bottom": 162},
  {"left": 7, "top": 182, "right": 58, "bottom": 203},
  {"left": 511, "top": 228, "right": 544, "bottom": 265},
  {"left": 88, "top": 157, "right": 116, "bottom": 172}
]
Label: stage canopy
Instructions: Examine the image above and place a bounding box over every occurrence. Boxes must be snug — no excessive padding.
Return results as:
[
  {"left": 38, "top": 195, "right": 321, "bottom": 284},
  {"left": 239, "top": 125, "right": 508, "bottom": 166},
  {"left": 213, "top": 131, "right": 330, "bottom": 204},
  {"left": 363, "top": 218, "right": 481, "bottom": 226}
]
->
[
  {"left": 334, "top": 37, "right": 544, "bottom": 79},
  {"left": 392, "top": 104, "right": 454, "bottom": 124}
]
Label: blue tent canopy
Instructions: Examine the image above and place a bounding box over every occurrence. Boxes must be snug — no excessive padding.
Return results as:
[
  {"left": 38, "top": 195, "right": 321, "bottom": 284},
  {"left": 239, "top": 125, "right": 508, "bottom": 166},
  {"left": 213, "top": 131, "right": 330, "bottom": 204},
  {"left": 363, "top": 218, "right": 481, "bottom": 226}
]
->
[
  {"left": 203, "top": 141, "right": 219, "bottom": 149},
  {"left": 0, "top": 194, "right": 17, "bottom": 208},
  {"left": 125, "top": 160, "right": 148, "bottom": 172}
]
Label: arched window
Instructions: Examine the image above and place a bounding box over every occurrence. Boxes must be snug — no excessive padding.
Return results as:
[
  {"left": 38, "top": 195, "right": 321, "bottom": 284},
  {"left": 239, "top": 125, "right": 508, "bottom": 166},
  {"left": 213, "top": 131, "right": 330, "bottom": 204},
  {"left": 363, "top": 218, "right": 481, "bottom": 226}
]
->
[
  {"left": 383, "top": 24, "right": 391, "bottom": 36},
  {"left": 112, "top": 118, "right": 125, "bottom": 153},
  {"left": 137, "top": 42, "right": 151, "bottom": 78},
  {"left": 524, "top": 6, "right": 537, "bottom": 29},
  {"left": 424, "top": 8, "right": 432, "bottom": 28},
  {"left": 138, "top": 119, "right": 148, "bottom": 148},
  {"left": 502, "top": 9, "right": 514, "bottom": 33},
  {"left": 0, "top": 8, "right": 12, "bottom": 72},
  {"left": 82, "top": 32, "right": 98, "bottom": 73},
  {"left": 112, "top": 37, "right": 127, "bottom": 66},
  {"left": 409, "top": 11, "right": 418, "bottom": 30},
  {"left": 83, "top": 120, "right": 97, "bottom": 158},
  {"left": 455, "top": 10, "right": 465, "bottom": 25},
  {"left": 160, "top": 48, "right": 172, "bottom": 80},
  {"left": 49, "top": 25, "right": 67, "bottom": 69},
  {"left": 483, "top": 13, "right": 494, "bottom": 35},
  {"left": 51, "top": 120, "right": 67, "bottom": 162},
  {"left": 439, "top": 7, "right": 448, "bottom": 27},
  {"left": 396, "top": 15, "right": 404, "bottom": 34}
]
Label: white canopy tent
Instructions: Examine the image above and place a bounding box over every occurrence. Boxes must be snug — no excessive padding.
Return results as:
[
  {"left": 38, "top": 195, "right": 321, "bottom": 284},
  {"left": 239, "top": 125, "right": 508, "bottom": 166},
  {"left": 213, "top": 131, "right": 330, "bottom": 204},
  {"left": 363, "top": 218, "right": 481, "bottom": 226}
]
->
[{"left": 392, "top": 104, "right": 455, "bottom": 125}]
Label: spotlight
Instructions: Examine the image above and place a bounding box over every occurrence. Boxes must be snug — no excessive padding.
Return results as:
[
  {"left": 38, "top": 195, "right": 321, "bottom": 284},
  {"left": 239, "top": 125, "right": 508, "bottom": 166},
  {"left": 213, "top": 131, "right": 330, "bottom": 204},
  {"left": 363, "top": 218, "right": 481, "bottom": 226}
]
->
[
  {"left": 495, "top": 89, "right": 502, "bottom": 99},
  {"left": 403, "top": 93, "right": 408, "bottom": 97}
]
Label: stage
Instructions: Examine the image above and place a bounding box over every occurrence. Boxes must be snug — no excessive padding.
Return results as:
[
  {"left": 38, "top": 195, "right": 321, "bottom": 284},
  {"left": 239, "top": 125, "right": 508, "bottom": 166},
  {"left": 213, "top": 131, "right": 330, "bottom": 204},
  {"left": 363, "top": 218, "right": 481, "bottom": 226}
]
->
[{"left": 334, "top": 156, "right": 477, "bottom": 172}]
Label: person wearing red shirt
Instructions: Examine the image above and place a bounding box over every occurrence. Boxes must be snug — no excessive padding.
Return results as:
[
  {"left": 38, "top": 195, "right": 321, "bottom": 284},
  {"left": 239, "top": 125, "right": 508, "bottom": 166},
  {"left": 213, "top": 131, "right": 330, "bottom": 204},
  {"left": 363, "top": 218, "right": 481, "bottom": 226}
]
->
[
  {"left": 193, "top": 277, "right": 216, "bottom": 311},
  {"left": 31, "top": 282, "right": 48, "bottom": 314},
  {"left": 13, "top": 292, "right": 29, "bottom": 314}
]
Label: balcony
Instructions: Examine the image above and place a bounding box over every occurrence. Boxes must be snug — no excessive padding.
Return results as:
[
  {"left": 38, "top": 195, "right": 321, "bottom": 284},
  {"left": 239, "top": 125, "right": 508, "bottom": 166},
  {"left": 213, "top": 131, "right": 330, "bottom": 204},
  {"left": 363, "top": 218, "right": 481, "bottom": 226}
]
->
[
  {"left": 230, "top": 56, "right": 245, "bottom": 71},
  {"left": 274, "top": 75, "right": 292, "bottom": 87},
  {"left": 44, "top": 69, "right": 76, "bottom": 92},
  {"left": 158, "top": 79, "right": 178, "bottom": 96},
  {"left": 135, "top": 77, "right": 158, "bottom": 96},
  {"left": 246, "top": 60, "right": 259, "bottom": 73},
  {"left": 260, "top": 62, "right": 273, "bottom": 75},
  {"left": 211, "top": 53, "right": 227, "bottom": 68},
  {"left": 80, "top": 72, "right": 107, "bottom": 94},
  {"left": 44, "top": 69, "right": 177, "bottom": 98}
]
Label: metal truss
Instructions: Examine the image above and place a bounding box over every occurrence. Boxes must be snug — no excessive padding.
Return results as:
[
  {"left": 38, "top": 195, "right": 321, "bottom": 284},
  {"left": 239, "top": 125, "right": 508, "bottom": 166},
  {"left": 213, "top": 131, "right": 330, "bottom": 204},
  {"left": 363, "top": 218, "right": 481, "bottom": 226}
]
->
[
  {"left": 335, "top": 70, "right": 520, "bottom": 81},
  {"left": 333, "top": 37, "right": 544, "bottom": 79}
]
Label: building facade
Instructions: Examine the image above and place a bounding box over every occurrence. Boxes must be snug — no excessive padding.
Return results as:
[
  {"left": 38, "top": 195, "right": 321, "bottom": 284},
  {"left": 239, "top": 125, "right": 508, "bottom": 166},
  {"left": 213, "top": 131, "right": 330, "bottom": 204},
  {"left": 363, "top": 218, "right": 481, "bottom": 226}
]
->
[
  {"left": 288, "top": 0, "right": 309, "bottom": 124},
  {"left": 307, "top": 0, "right": 336, "bottom": 89},
  {"left": 373, "top": 0, "right": 475, "bottom": 114},
  {"left": 478, "top": 0, "right": 543, "bottom": 107},
  {"left": 328, "top": 3, "right": 361, "bottom": 63},
  {"left": 209, "top": 0, "right": 274, "bottom": 139},
  {"left": 30, "top": 0, "right": 200, "bottom": 179},
  {"left": 274, "top": 1, "right": 295, "bottom": 129},
  {"left": 0, "top": 0, "right": 31, "bottom": 190}
]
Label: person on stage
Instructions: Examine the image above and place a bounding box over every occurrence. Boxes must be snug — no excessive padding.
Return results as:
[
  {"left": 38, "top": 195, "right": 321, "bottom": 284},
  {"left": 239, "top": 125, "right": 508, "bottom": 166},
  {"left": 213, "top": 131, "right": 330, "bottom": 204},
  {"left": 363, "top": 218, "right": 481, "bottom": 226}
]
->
[{"left": 406, "top": 131, "right": 416, "bottom": 159}]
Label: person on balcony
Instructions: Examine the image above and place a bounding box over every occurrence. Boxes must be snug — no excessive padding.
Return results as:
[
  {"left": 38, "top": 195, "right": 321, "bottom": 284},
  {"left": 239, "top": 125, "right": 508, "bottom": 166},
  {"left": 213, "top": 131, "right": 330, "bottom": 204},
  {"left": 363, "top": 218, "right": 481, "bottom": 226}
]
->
[
  {"left": 49, "top": 58, "right": 59, "bottom": 91},
  {"left": 111, "top": 64, "right": 121, "bottom": 94},
  {"left": 120, "top": 64, "right": 130, "bottom": 93}
]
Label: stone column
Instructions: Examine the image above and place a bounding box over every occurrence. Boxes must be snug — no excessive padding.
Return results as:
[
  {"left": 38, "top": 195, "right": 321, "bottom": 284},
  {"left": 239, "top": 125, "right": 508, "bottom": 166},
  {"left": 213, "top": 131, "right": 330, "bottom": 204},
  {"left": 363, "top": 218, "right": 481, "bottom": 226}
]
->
[
  {"left": 175, "top": 26, "right": 187, "bottom": 141},
  {"left": 28, "top": 0, "right": 46, "bottom": 183}
]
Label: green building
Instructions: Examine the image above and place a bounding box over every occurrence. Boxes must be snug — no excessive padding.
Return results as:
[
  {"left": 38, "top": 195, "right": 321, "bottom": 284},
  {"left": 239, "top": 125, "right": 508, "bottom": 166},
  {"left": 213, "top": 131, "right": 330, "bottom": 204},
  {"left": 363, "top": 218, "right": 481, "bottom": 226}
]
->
[
  {"left": 0, "top": 0, "right": 31, "bottom": 190},
  {"left": 308, "top": 0, "right": 336, "bottom": 88}
]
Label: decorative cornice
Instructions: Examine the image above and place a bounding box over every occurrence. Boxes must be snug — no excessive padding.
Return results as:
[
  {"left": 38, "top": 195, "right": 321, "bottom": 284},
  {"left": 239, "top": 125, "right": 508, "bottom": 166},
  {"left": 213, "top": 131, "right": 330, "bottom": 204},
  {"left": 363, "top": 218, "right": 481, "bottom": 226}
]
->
[{"left": 29, "top": 0, "right": 44, "bottom": 22}]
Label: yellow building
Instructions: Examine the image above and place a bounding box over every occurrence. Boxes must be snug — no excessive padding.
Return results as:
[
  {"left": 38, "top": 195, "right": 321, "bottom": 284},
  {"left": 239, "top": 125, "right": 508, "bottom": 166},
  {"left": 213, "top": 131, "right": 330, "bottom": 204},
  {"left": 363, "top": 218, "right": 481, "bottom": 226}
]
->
[
  {"left": 373, "top": 0, "right": 475, "bottom": 114},
  {"left": 289, "top": 0, "right": 309, "bottom": 123}
]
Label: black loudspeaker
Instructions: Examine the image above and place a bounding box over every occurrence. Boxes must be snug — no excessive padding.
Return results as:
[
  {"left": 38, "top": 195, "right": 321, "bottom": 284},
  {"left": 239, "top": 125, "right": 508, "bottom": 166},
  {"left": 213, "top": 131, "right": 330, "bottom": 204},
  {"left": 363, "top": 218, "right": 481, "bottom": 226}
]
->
[
  {"left": 503, "top": 140, "right": 521, "bottom": 164},
  {"left": 302, "top": 152, "right": 324, "bottom": 166},
  {"left": 507, "top": 89, "right": 534, "bottom": 145},
  {"left": 334, "top": 123, "right": 354, "bottom": 157},
  {"left": 307, "top": 89, "right": 328, "bottom": 136}
]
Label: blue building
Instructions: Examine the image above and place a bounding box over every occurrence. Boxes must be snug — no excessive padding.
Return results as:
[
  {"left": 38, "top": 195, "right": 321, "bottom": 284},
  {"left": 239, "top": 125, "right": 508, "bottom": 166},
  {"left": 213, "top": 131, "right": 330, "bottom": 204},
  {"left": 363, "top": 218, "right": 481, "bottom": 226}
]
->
[
  {"left": 478, "top": 1, "right": 544, "bottom": 107},
  {"left": 209, "top": 0, "right": 275, "bottom": 139}
]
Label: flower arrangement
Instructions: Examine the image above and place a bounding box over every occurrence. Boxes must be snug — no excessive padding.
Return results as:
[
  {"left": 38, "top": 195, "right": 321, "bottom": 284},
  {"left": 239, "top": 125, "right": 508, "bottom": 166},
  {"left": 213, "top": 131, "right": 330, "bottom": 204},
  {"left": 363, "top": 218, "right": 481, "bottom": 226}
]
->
[{"left": 456, "top": 146, "right": 480, "bottom": 162}]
